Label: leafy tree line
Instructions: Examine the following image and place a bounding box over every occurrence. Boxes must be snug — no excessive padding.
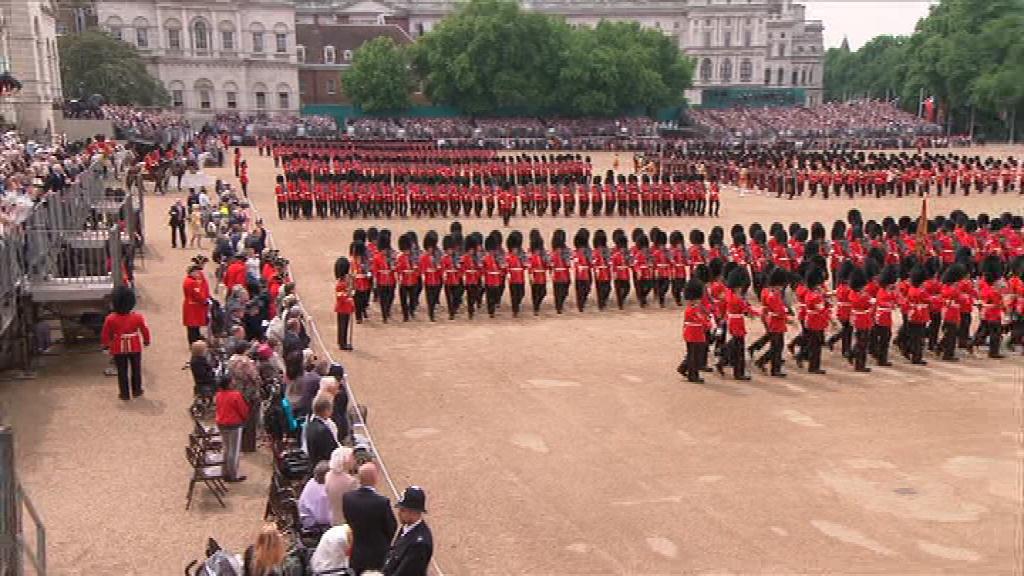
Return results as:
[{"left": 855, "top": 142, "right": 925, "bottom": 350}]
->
[
  {"left": 345, "top": 0, "right": 693, "bottom": 116},
  {"left": 824, "top": 0, "right": 1023, "bottom": 141},
  {"left": 59, "top": 31, "right": 169, "bottom": 107}
]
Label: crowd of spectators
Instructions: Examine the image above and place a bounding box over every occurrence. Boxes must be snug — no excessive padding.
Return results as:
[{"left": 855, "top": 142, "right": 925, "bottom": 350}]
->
[
  {"left": 202, "top": 114, "right": 338, "bottom": 141},
  {"left": 346, "top": 116, "right": 660, "bottom": 140},
  {"left": 689, "top": 99, "right": 942, "bottom": 141}
]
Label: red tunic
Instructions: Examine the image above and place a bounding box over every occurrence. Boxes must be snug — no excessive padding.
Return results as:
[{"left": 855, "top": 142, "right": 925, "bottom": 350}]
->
[
  {"left": 335, "top": 279, "right": 354, "bottom": 314},
  {"left": 507, "top": 252, "right": 526, "bottom": 285},
  {"left": 874, "top": 286, "right": 896, "bottom": 327},
  {"left": 760, "top": 288, "right": 788, "bottom": 333},
  {"left": 804, "top": 289, "right": 830, "bottom": 331},
  {"left": 528, "top": 252, "right": 549, "bottom": 285},
  {"left": 372, "top": 251, "right": 396, "bottom": 287},
  {"left": 683, "top": 305, "right": 711, "bottom": 342},
  {"left": 182, "top": 274, "right": 210, "bottom": 327},
  {"left": 418, "top": 251, "right": 443, "bottom": 287},
  {"left": 100, "top": 312, "right": 151, "bottom": 355},
  {"left": 482, "top": 253, "right": 504, "bottom": 287},
  {"left": 850, "top": 290, "right": 874, "bottom": 331},
  {"left": 724, "top": 290, "right": 753, "bottom": 337},
  {"left": 551, "top": 249, "right": 571, "bottom": 284}
]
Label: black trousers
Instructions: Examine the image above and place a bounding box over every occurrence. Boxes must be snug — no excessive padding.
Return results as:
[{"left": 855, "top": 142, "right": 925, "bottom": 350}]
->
[
  {"left": 596, "top": 281, "right": 611, "bottom": 310},
  {"left": 466, "top": 284, "right": 482, "bottom": 318},
  {"left": 757, "top": 332, "right": 784, "bottom": 374},
  {"left": 485, "top": 285, "right": 501, "bottom": 317},
  {"left": 337, "top": 313, "right": 351, "bottom": 349},
  {"left": 553, "top": 282, "right": 570, "bottom": 314},
  {"left": 636, "top": 279, "right": 652, "bottom": 307},
  {"left": 718, "top": 335, "right": 747, "bottom": 378},
  {"left": 671, "top": 279, "right": 685, "bottom": 306},
  {"left": 709, "top": 199, "right": 720, "bottom": 217},
  {"left": 828, "top": 320, "right": 852, "bottom": 356},
  {"left": 509, "top": 283, "right": 525, "bottom": 316},
  {"left": 806, "top": 330, "right": 824, "bottom": 372},
  {"left": 575, "top": 280, "right": 591, "bottom": 312},
  {"left": 425, "top": 285, "right": 442, "bottom": 321},
  {"left": 114, "top": 352, "right": 142, "bottom": 398},
  {"left": 530, "top": 283, "right": 546, "bottom": 314},
  {"left": 872, "top": 325, "right": 892, "bottom": 365},
  {"left": 277, "top": 202, "right": 287, "bottom": 219},
  {"left": 927, "top": 312, "right": 942, "bottom": 351},
  {"left": 906, "top": 322, "right": 926, "bottom": 363},
  {"left": 354, "top": 290, "right": 370, "bottom": 322},
  {"left": 853, "top": 328, "right": 871, "bottom": 370},
  {"left": 958, "top": 313, "right": 972, "bottom": 348},
  {"left": 654, "top": 278, "right": 670, "bottom": 307},
  {"left": 171, "top": 224, "right": 186, "bottom": 248},
  {"left": 187, "top": 326, "right": 202, "bottom": 344},
  {"left": 614, "top": 279, "right": 630, "bottom": 309},
  {"left": 444, "top": 285, "right": 463, "bottom": 319},
  {"left": 973, "top": 320, "right": 1002, "bottom": 357},
  {"left": 940, "top": 321, "right": 958, "bottom": 360},
  {"left": 377, "top": 285, "right": 395, "bottom": 322}
]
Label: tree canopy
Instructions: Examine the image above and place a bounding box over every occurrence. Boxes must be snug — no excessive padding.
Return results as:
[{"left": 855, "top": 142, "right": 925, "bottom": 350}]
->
[
  {"left": 411, "top": 0, "right": 691, "bottom": 116},
  {"left": 824, "top": 0, "right": 1024, "bottom": 139},
  {"left": 58, "top": 31, "right": 169, "bottom": 106},
  {"left": 343, "top": 36, "right": 413, "bottom": 113}
]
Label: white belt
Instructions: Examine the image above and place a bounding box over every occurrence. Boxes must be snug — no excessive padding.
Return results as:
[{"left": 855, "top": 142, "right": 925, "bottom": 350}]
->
[
  {"left": 728, "top": 314, "right": 745, "bottom": 319},
  {"left": 685, "top": 322, "right": 705, "bottom": 327}
]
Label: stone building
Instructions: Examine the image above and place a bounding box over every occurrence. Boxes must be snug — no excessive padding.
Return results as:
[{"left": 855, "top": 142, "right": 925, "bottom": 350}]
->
[
  {"left": 0, "top": 0, "right": 62, "bottom": 134},
  {"left": 93, "top": 0, "right": 301, "bottom": 118}
]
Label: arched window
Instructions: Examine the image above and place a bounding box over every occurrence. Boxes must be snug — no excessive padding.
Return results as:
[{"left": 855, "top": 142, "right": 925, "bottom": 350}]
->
[
  {"left": 777, "top": 67, "right": 784, "bottom": 85},
  {"left": 739, "top": 59, "right": 752, "bottom": 82},
  {"left": 133, "top": 17, "right": 149, "bottom": 48},
  {"left": 250, "top": 23, "right": 265, "bottom": 53},
  {"left": 223, "top": 81, "right": 239, "bottom": 109},
  {"left": 253, "top": 82, "right": 268, "bottom": 110},
  {"left": 193, "top": 20, "right": 209, "bottom": 51},
  {"left": 168, "top": 80, "right": 185, "bottom": 108},
  {"left": 194, "top": 78, "right": 214, "bottom": 110},
  {"left": 720, "top": 58, "right": 733, "bottom": 82},
  {"left": 219, "top": 21, "right": 236, "bottom": 51},
  {"left": 276, "top": 83, "right": 292, "bottom": 109},
  {"left": 105, "top": 16, "right": 123, "bottom": 41},
  {"left": 165, "top": 18, "right": 182, "bottom": 50},
  {"left": 699, "top": 58, "right": 712, "bottom": 82}
]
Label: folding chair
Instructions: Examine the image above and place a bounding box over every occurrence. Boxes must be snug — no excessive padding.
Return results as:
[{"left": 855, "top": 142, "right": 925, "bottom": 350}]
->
[{"left": 185, "top": 445, "right": 227, "bottom": 510}]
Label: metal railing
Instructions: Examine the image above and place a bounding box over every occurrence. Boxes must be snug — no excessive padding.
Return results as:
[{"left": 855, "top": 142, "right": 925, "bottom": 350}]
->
[{"left": 1, "top": 427, "right": 46, "bottom": 576}]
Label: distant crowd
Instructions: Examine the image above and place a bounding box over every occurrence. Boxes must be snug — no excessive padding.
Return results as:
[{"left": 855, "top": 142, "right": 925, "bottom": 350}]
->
[{"left": 345, "top": 116, "right": 661, "bottom": 139}]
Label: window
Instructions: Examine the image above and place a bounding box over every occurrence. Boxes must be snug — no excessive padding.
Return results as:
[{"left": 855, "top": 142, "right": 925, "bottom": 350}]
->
[
  {"left": 275, "top": 33, "right": 287, "bottom": 53},
  {"left": 720, "top": 59, "right": 732, "bottom": 81},
  {"left": 253, "top": 32, "right": 264, "bottom": 52},
  {"left": 778, "top": 43, "right": 785, "bottom": 57},
  {"left": 194, "top": 21, "right": 208, "bottom": 50},
  {"left": 705, "top": 18, "right": 711, "bottom": 25},
  {"left": 222, "top": 30, "right": 234, "bottom": 50},
  {"left": 110, "top": 27, "right": 122, "bottom": 41},
  {"left": 744, "top": 30, "right": 751, "bottom": 46},
  {"left": 740, "top": 59, "right": 752, "bottom": 82},
  {"left": 703, "top": 31, "right": 711, "bottom": 47},
  {"left": 674, "top": 21, "right": 680, "bottom": 29},
  {"left": 723, "top": 31, "right": 731, "bottom": 47},
  {"left": 800, "top": 69, "right": 807, "bottom": 84},
  {"left": 699, "top": 58, "right": 712, "bottom": 82},
  {"left": 172, "top": 90, "right": 184, "bottom": 107},
  {"left": 654, "top": 21, "right": 661, "bottom": 29},
  {"left": 324, "top": 46, "right": 336, "bottom": 63},
  {"left": 792, "top": 70, "right": 798, "bottom": 85},
  {"left": 296, "top": 45, "right": 305, "bottom": 63},
  {"left": 226, "top": 91, "right": 237, "bottom": 109},
  {"left": 764, "top": 68, "right": 771, "bottom": 84},
  {"left": 199, "top": 89, "right": 211, "bottom": 109},
  {"left": 136, "top": 27, "right": 148, "bottom": 48},
  {"left": 255, "top": 91, "right": 267, "bottom": 109},
  {"left": 326, "top": 79, "right": 336, "bottom": 94},
  {"left": 278, "top": 92, "right": 289, "bottom": 109},
  {"left": 797, "top": 45, "right": 804, "bottom": 53},
  {"left": 808, "top": 68, "right": 814, "bottom": 83},
  {"left": 780, "top": 32, "right": 786, "bottom": 38},
  {"left": 168, "top": 28, "right": 181, "bottom": 49},
  {"left": 343, "top": 50, "right": 353, "bottom": 62},
  {"left": 777, "top": 67, "right": 784, "bottom": 84}
]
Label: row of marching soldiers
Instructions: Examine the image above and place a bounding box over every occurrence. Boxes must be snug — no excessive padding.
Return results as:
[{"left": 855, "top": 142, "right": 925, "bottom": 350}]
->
[{"left": 678, "top": 237, "right": 1021, "bottom": 384}]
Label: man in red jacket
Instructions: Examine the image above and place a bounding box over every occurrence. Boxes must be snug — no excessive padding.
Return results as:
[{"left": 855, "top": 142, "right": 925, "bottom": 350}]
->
[
  {"left": 848, "top": 267, "right": 873, "bottom": 372},
  {"left": 755, "top": 268, "right": 790, "bottom": 377},
  {"left": 679, "top": 279, "right": 711, "bottom": 383},
  {"left": 803, "top": 266, "right": 830, "bottom": 374},
  {"left": 101, "top": 286, "right": 151, "bottom": 400},
  {"left": 716, "top": 267, "right": 754, "bottom": 380},
  {"left": 973, "top": 255, "right": 1006, "bottom": 358},
  {"left": 335, "top": 257, "right": 355, "bottom": 351}
]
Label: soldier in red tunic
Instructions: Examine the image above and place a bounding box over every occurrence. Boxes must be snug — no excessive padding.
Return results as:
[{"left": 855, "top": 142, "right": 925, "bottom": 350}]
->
[
  {"left": 461, "top": 233, "right": 484, "bottom": 319},
  {"left": 335, "top": 257, "right": 355, "bottom": 350},
  {"left": 973, "top": 255, "right": 1006, "bottom": 358},
  {"left": 528, "top": 230, "right": 550, "bottom": 315},
  {"left": 396, "top": 234, "right": 420, "bottom": 322},
  {"left": 592, "top": 230, "right": 612, "bottom": 310},
  {"left": 183, "top": 263, "right": 210, "bottom": 344},
  {"left": 441, "top": 234, "right": 464, "bottom": 320},
  {"left": 679, "top": 279, "right": 711, "bottom": 383},
  {"left": 573, "top": 229, "right": 592, "bottom": 312},
  {"left": 101, "top": 286, "right": 151, "bottom": 400},
  {"left": 419, "top": 231, "right": 444, "bottom": 322},
  {"left": 550, "top": 229, "right": 572, "bottom": 314},
  {"left": 611, "top": 230, "right": 632, "bottom": 310},
  {"left": 802, "top": 265, "right": 830, "bottom": 374},
  {"left": 482, "top": 234, "right": 506, "bottom": 318},
  {"left": 506, "top": 231, "right": 527, "bottom": 317},
  {"left": 371, "top": 230, "right": 397, "bottom": 323},
  {"left": 872, "top": 265, "right": 899, "bottom": 367},
  {"left": 715, "top": 267, "right": 754, "bottom": 381},
  {"left": 755, "top": 268, "right": 790, "bottom": 377},
  {"left": 848, "top": 266, "right": 873, "bottom": 372}
]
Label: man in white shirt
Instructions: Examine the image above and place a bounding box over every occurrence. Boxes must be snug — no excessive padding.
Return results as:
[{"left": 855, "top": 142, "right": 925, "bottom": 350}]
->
[{"left": 298, "top": 461, "right": 333, "bottom": 529}]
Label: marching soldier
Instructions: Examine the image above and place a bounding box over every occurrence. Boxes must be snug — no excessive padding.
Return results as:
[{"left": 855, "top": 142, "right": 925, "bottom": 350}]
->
[
  {"left": 528, "top": 230, "right": 550, "bottom": 315},
  {"left": 592, "top": 230, "right": 612, "bottom": 310},
  {"left": 419, "top": 231, "right": 444, "bottom": 322},
  {"left": 848, "top": 266, "right": 873, "bottom": 373},
  {"left": 611, "top": 230, "right": 632, "bottom": 310},
  {"left": 573, "top": 229, "right": 593, "bottom": 313},
  {"left": 755, "top": 268, "right": 790, "bottom": 377},
  {"left": 506, "top": 231, "right": 527, "bottom": 317},
  {"left": 679, "top": 278, "right": 711, "bottom": 383},
  {"left": 371, "top": 230, "right": 397, "bottom": 323},
  {"left": 551, "top": 229, "right": 572, "bottom": 314},
  {"left": 441, "top": 235, "right": 464, "bottom": 320},
  {"left": 716, "top": 267, "right": 754, "bottom": 381},
  {"left": 334, "top": 257, "right": 354, "bottom": 351},
  {"left": 802, "top": 265, "right": 830, "bottom": 374}
]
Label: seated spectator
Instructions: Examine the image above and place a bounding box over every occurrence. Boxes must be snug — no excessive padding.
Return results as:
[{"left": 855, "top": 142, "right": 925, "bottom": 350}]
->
[
  {"left": 243, "top": 524, "right": 288, "bottom": 576},
  {"left": 189, "top": 339, "right": 216, "bottom": 397},
  {"left": 298, "top": 461, "right": 333, "bottom": 530}
]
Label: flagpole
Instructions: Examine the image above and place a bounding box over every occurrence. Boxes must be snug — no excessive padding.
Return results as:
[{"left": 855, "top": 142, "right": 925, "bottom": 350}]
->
[{"left": 917, "top": 87, "right": 924, "bottom": 118}]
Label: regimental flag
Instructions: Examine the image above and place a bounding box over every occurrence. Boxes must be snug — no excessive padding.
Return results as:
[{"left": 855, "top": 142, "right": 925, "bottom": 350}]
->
[{"left": 916, "top": 197, "right": 928, "bottom": 258}]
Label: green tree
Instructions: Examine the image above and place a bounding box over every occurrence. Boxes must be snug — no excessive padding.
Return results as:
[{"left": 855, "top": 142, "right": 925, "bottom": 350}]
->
[
  {"left": 343, "top": 36, "right": 413, "bottom": 113},
  {"left": 58, "top": 31, "right": 168, "bottom": 106},
  {"left": 411, "top": 0, "right": 570, "bottom": 115}
]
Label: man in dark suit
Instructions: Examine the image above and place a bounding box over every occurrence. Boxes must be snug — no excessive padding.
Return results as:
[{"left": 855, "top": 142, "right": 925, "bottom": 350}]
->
[
  {"left": 168, "top": 200, "right": 187, "bottom": 248},
  {"left": 383, "top": 486, "right": 433, "bottom": 576},
  {"left": 342, "top": 463, "right": 397, "bottom": 575},
  {"left": 304, "top": 395, "right": 339, "bottom": 469}
]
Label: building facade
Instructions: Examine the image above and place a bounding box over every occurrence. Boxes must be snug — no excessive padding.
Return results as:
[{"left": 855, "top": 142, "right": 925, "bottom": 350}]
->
[
  {"left": 0, "top": 0, "right": 62, "bottom": 134},
  {"left": 93, "top": 0, "right": 300, "bottom": 118},
  {"left": 294, "top": 0, "right": 824, "bottom": 107}
]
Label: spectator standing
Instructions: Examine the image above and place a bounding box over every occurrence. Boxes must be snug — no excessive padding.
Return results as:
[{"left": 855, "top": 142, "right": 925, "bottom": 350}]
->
[
  {"left": 325, "top": 447, "right": 358, "bottom": 526},
  {"left": 304, "top": 394, "right": 339, "bottom": 469},
  {"left": 100, "top": 286, "right": 151, "bottom": 400},
  {"left": 343, "top": 463, "right": 397, "bottom": 575},
  {"left": 227, "top": 341, "right": 262, "bottom": 452},
  {"left": 182, "top": 264, "right": 210, "bottom": 344},
  {"left": 169, "top": 200, "right": 187, "bottom": 248},
  {"left": 243, "top": 524, "right": 287, "bottom": 576},
  {"left": 382, "top": 486, "right": 433, "bottom": 576},
  {"left": 214, "top": 376, "right": 249, "bottom": 482}
]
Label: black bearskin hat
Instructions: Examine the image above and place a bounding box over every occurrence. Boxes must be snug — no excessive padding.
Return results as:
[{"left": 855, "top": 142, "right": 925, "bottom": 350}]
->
[
  {"left": 684, "top": 278, "right": 705, "bottom": 301},
  {"left": 769, "top": 267, "right": 789, "bottom": 287},
  {"left": 351, "top": 240, "right": 367, "bottom": 259},
  {"left": 631, "top": 227, "right": 645, "bottom": 243},
  {"left": 910, "top": 266, "right": 927, "bottom": 287},
  {"left": 689, "top": 229, "right": 705, "bottom": 246},
  {"left": 831, "top": 220, "right": 847, "bottom": 241},
  {"left": 450, "top": 221, "right": 463, "bottom": 235},
  {"left": 574, "top": 229, "right": 589, "bottom": 249},
  {"left": 669, "top": 230, "right": 684, "bottom": 247},
  {"left": 753, "top": 229, "right": 767, "bottom": 245},
  {"left": 708, "top": 258, "right": 724, "bottom": 280},
  {"left": 442, "top": 235, "right": 454, "bottom": 251},
  {"left": 334, "top": 256, "right": 350, "bottom": 279},
  {"left": 955, "top": 246, "right": 972, "bottom": 267},
  {"left": 867, "top": 246, "right": 886, "bottom": 267},
  {"left": 398, "top": 233, "right": 411, "bottom": 252},
  {"left": 836, "top": 260, "right": 855, "bottom": 284},
  {"left": 353, "top": 228, "right": 367, "bottom": 244},
  {"left": 942, "top": 263, "right": 966, "bottom": 284},
  {"left": 733, "top": 231, "right": 747, "bottom": 245},
  {"left": 981, "top": 254, "right": 1003, "bottom": 283},
  {"left": 636, "top": 234, "right": 650, "bottom": 249},
  {"left": 725, "top": 266, "right": 750, "bottom": 289},
  {"left": 693, "top": 264, "right": 710, "bottom": 283},
  {"left": 111, "top": 285, "right": 136, "bottom": 314},
  {"left": 773, "top": 228, "right": 788, "bottom": 244},
  {"left": 424, "top": 231, "right": 439, "bottom": 250},
  {"left": 847, "top": 208, "right": 862, "bottom": 227},
  {"left": 730, "top": 224, "right": 744, "bottom": 239},
  {"left": 811, "top": 222, "right": 826, "bottom": 241},
  {"left": 593, "top": 229, "right": 607, "bottom": 249},
  {"left": 552, "top": 229, "right": 567, "bottom": 249},
  {"left": 804, "top": 265, "right": 826, "bottom": 289},
  {"left": 848, "top": 267, "right": 868, "bottom": 292},
  {"left": 376, "top": 229, "right": 391, "bottom": 251},
  {"left": 507, "top": 230, "right": 523, "bottom": 251},
  {"left": 484, "top": 234, "right": 497, "bottom": 252},
  {"left": 878, "top": 264, "right": 898, "bottom": 287}
]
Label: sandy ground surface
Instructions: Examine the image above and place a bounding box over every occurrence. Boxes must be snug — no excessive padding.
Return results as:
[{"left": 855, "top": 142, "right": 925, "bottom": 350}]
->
[{"left": 1, "top": 146, "right": 1023, "bottom": 575}]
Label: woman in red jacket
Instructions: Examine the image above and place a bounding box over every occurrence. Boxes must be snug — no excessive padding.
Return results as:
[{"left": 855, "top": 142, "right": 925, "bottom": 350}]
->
[
  {"left": 101, "top": 286, "right": 151, "bottom": 400},
  {"left": 335, "top": 257, "right": 354, "bottom": 351},
  {"left": 183, "top": 264, "right": 210, "bottom": 344}
]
